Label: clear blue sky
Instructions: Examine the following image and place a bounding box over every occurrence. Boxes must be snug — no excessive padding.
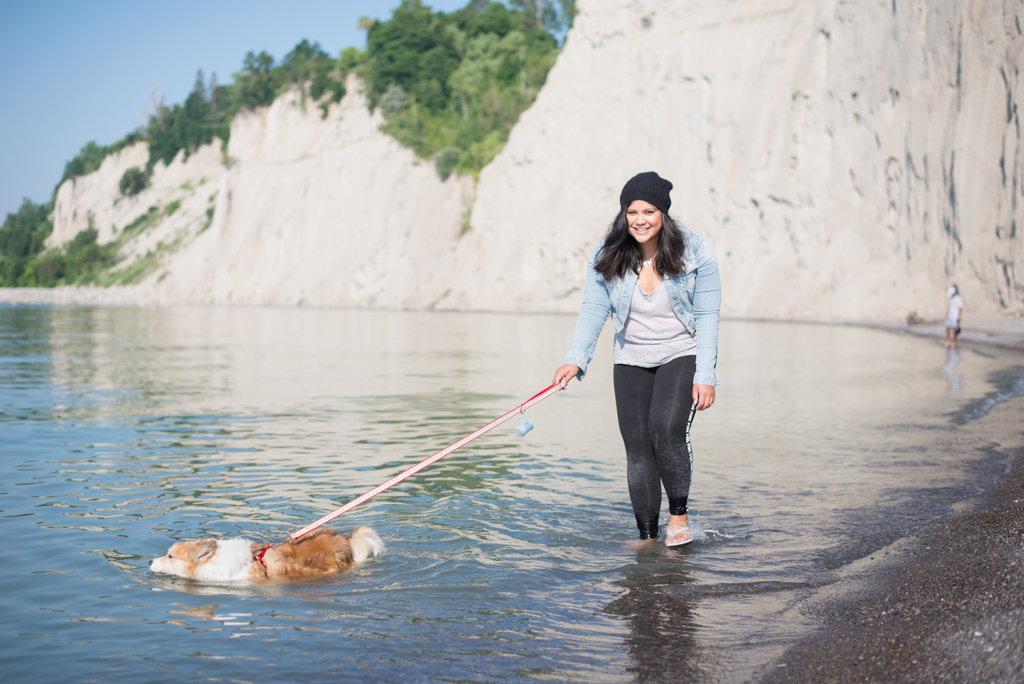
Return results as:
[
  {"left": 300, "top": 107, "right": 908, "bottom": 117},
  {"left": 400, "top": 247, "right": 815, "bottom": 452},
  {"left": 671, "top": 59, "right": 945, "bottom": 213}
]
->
[{"left": 0, "top": 0, "right": 468, "bottom": 219}]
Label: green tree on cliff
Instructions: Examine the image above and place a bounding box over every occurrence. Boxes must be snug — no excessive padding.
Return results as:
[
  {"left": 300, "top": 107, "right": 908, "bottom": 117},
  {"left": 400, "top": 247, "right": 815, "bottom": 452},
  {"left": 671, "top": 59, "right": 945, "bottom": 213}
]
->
[{"left": 361, "top": 0, "right": 564, "bottom": 177}]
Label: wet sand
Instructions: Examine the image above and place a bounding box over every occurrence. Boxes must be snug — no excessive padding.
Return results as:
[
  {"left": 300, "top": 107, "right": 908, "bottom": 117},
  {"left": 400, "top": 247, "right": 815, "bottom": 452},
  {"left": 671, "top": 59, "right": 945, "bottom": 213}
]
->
[
  {"left": 868, "top": 312, "right": 1024, "bottom": 349},
  {"left": 759, "top": 397, "right": 1024, "bottom": 683},
  {"left": 3, "top": 286, "right": 1023, "bottom": 349}
]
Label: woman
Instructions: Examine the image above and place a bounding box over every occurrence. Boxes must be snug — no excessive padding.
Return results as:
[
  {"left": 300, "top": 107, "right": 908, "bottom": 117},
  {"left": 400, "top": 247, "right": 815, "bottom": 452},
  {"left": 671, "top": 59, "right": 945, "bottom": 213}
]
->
[
  {"left": 944, "top": 285, "right": 963, "bottom": 348},
  {"left": 552, "top": 172, "right": 721, "bottom": 547}
]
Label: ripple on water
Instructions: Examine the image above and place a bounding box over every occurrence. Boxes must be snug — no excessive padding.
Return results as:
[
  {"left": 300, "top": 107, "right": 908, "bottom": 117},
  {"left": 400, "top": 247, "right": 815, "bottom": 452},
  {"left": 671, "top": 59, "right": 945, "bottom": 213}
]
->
[{"left": 2, "top": 307, "right": 1019, "bottom": 682}]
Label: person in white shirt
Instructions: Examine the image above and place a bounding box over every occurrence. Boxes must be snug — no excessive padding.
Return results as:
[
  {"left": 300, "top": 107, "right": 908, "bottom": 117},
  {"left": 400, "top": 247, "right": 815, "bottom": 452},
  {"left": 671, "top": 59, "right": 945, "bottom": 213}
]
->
[{"left": 944, "top": 285, "right": 964, "bottom": 348}]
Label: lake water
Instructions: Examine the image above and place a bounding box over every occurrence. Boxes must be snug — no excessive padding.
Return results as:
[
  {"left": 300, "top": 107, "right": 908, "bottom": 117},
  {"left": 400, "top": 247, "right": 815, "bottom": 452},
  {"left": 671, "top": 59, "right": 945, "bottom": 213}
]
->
[{"left": 2, "top": 305, "right": 1022, "bottom": 682}]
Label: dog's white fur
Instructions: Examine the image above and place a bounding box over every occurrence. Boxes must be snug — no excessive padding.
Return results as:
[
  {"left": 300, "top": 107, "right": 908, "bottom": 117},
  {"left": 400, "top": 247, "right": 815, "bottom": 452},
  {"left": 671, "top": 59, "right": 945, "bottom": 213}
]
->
[{"left": 167, "top": 538, "right": 254, "bottom": 582}]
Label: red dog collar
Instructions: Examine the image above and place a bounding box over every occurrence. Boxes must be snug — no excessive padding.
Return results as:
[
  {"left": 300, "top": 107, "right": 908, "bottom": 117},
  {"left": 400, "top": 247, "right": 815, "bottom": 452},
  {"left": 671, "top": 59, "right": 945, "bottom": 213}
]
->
[{"left": 252, "top": 545, "right": 273, "bottom": 578}]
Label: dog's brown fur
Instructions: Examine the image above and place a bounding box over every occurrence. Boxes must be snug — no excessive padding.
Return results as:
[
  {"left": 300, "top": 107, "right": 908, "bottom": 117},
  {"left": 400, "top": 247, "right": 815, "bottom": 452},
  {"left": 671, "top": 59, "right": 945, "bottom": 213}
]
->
[{"left": 257, "top": 528, "right": 363, "bottom": 579}]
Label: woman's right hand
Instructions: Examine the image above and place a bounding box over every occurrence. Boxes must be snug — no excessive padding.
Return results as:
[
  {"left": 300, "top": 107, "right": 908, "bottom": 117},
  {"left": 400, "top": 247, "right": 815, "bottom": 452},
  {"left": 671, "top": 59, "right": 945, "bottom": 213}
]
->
[{"left": 552, "top": 364, "right": 580, "bottom": 389}]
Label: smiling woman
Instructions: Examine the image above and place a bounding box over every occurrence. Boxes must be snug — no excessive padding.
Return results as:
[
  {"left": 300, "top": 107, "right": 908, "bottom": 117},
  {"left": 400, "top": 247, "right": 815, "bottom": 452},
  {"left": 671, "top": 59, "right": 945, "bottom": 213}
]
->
[{"left": 553, "top": 171, "right": 722, "bottom": 546}]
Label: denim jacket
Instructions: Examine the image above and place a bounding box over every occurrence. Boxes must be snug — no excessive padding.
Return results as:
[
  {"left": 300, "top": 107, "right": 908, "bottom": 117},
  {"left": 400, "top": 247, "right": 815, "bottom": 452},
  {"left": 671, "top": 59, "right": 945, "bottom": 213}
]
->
[{"left": 563, "top": 228, "right": 721, "bottom": 387}]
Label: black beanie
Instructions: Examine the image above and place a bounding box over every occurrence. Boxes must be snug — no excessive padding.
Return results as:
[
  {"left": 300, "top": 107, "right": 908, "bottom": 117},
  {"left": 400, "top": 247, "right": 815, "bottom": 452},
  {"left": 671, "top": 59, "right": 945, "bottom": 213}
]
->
[{"left": 619, "top": 172, "right": 673, "bottom": 214}]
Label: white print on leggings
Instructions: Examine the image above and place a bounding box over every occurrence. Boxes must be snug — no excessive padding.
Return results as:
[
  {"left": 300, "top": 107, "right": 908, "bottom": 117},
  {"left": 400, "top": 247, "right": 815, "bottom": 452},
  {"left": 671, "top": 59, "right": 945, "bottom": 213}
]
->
[{"left": 684, "top": 401, "right": 697, "bottom": 474}]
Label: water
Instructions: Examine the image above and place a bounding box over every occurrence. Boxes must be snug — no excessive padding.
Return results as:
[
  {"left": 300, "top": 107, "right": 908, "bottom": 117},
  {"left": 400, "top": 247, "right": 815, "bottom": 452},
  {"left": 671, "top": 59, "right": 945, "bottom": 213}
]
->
[{"left": 1, "top": 305, "right": 1021, "bottom": 683}]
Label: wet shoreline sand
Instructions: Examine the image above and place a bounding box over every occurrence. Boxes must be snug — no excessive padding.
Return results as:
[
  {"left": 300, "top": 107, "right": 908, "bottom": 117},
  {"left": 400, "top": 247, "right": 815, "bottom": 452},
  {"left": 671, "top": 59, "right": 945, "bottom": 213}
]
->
[
  {"left": 0, "top": 286, "right": 148, "bottom": 307},
  {"left": 2, "top": 288, "right": 1022, "bottom": 345},
  {"left": 872, "top": 314, "right": 1024, "bottom": 350},
  {"left": 759, "top": 397, "right": 1024, "bottom": 683}
]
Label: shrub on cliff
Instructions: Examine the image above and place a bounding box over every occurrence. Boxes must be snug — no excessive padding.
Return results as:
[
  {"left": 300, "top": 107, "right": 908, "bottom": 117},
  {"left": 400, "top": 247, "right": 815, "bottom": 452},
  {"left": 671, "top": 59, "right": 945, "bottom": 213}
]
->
[
  {"left": 434, "top": 146, "right": 461, "bottom": 180},
  {"left": 119, "top": 167, "right": 149, "bottom": 197},
  {"left": 16, "top": 227, "right": 118, "bottom": 287},
  {"left": 380, "top": 84, "right": 411, "bottom": 117},
  {"left": 0, "top": 198, "right": 53, "bottom": 286},
  {"left": 0, "top": 199, "right": 119, "bottom": 287}
]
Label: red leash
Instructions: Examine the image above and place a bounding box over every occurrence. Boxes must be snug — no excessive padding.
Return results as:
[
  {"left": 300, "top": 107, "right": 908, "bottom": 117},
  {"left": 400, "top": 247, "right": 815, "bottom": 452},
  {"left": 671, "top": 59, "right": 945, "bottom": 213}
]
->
[
  {"left": 287, "top": 384, "right": 563, "bottom": 542},
  {"left": 252, "top": 545, "right": 272, "bottom": 577}
]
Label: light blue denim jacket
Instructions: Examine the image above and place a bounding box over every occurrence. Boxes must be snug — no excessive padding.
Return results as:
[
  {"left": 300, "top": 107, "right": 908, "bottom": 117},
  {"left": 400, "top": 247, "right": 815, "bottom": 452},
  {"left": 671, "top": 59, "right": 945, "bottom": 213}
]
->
[{"left": 563, "top": 227, "right": 721, "bottom": 386}]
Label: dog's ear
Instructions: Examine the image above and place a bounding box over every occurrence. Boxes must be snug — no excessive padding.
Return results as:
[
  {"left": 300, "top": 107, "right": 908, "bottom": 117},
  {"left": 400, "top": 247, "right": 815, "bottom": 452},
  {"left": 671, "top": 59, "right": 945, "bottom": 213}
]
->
[{"left": 193, "top": 539, "right": 218, "bottom": 562}]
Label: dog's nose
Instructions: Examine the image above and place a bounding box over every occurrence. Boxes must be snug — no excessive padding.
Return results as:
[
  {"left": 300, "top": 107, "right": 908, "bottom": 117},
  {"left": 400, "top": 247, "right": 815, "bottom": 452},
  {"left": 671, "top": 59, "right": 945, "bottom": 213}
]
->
[{"left": 148, "top": 559, "right": 153, "bottom": 566}]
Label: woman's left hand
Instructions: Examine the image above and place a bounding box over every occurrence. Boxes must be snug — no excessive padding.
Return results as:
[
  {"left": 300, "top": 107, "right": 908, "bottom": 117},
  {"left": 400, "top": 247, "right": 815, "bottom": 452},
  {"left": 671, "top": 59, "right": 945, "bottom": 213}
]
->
[{"left": 693, "top": 383, "right": 715, "bottom": 410}]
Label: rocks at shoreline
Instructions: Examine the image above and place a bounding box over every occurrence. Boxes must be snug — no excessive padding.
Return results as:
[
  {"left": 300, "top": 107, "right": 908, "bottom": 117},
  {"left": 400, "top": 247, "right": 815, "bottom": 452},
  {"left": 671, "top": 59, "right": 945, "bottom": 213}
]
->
[
  {"left": 760, "top": 401, "right": 1024, "bottom": 683},
  {"left": 0, "top": 286, "right": 149, "bottom": 307}
]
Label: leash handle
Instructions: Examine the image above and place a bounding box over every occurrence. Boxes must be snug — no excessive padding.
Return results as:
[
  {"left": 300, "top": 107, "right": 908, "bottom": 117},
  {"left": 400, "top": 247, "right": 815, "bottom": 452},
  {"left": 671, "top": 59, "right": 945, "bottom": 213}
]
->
[{"left": 288, "top": 384, "right": 563, "bottom": 541}]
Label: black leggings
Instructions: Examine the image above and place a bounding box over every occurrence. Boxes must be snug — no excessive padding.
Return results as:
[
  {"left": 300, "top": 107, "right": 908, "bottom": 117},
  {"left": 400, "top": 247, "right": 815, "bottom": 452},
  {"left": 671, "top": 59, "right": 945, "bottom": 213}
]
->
[{"left": 613, "top": 355, "right": 697, "bottom": 539}]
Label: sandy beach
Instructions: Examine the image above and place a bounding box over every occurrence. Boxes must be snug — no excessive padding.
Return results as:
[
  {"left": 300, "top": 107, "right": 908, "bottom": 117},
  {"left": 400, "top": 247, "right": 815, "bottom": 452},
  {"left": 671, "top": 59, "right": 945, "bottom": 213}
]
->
[{"left": 760, "top": 396, "right": 1024, "bottom": 683}]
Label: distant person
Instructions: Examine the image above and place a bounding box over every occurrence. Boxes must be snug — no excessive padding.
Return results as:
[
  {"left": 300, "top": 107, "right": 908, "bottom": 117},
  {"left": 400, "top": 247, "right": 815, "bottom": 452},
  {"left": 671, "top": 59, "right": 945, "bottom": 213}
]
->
[
  {"left": 944, "top": 285, "right": 964, "bottom": 348},
  {"left": 552, "top": 172, "right": 721, "bottom": 547}
]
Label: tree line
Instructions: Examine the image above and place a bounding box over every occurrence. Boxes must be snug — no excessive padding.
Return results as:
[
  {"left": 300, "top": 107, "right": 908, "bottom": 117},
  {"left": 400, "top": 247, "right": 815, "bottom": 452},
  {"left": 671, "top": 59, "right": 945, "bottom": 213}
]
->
[{"left": 366, "top": 0, "right": 572, "bottom": 178}]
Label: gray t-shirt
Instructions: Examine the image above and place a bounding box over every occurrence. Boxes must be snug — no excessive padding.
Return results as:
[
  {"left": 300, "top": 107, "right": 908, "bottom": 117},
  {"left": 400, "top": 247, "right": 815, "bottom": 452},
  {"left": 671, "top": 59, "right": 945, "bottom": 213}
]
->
[{"left": 613, "top": 281, "right": 697, "bottom": 367}]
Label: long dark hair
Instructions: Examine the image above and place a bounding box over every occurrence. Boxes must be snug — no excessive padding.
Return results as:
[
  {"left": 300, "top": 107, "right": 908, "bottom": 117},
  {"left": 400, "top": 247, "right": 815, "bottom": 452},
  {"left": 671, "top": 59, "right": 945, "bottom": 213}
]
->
[{"left": 594, "top": 206, "right": 687, "bottom": 281}]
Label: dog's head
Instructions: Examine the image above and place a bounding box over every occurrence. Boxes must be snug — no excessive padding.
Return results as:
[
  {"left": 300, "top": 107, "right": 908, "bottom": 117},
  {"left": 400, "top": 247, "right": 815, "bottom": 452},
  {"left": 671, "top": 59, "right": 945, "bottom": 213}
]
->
[{"left": 149, "top": 539, "right": 217, "bottom": 578}]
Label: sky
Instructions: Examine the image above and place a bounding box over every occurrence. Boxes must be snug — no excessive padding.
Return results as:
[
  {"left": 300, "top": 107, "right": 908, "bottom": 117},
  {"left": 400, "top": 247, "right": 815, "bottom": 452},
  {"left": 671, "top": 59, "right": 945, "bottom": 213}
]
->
[{"left": 0, "top": 0, "right": 469, "bottom": 219}]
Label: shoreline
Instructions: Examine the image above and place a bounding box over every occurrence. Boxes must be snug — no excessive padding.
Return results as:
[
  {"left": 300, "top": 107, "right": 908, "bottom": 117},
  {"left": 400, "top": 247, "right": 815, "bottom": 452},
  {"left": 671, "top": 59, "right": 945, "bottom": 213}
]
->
[
  {"left": 864, "top": 316, "right": 1024, "bottom": 350},
  {"left": 2, "top": 288, "right": 1023, "bottom": 349},
  {"left": 758, "top": 396, "right": 1024, "bottom": 683},
  {"left": 0, "top": 285, "right": 151, "bottom": 307}
]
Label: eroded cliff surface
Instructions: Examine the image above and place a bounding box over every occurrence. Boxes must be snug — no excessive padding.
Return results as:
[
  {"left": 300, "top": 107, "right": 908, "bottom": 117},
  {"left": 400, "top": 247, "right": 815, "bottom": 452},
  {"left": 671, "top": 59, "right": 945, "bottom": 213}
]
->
[
  {"left": 50, "top": 1, "right": 1024, "bottom": 320},
  {"left": 147, "top": 76, "right": 474, "bottom": 308},
  {"left": 453, "top": 0, "right": 1024, "bottom": 319},
  {"left": 51, "top": 76, "right": 473, "bottom": 307}
]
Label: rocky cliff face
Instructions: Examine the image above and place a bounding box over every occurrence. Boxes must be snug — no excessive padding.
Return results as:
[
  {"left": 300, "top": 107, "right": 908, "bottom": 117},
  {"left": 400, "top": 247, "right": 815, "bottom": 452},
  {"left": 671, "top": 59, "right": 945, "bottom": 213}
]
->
[
  {"left": 454, "top": 0, "right": 1024, "bottom": 319},
  {"left": 51, "top": 0, "right": 1023, "bottom": 320},
  {"left": 145, "top": 75, "right": 474, "bottom": 308},
  {"left": 51, "top": 139, "right": 226, "bottom": 281},
  {"left": 51, "top": 75, "right": 473, "bottom": 307}
]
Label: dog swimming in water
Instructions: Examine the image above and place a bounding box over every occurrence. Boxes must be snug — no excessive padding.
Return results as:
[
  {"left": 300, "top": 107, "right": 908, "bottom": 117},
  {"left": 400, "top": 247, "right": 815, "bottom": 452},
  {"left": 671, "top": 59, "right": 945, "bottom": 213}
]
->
[{"left": 149, "top": 527, "right": 384, "bottom": 582}]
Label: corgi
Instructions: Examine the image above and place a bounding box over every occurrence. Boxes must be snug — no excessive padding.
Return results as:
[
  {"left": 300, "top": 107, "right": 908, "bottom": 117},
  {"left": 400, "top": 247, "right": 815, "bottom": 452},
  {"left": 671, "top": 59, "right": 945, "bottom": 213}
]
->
[{"left": 149, "top": 527, "right": 384, "bottom": 582}]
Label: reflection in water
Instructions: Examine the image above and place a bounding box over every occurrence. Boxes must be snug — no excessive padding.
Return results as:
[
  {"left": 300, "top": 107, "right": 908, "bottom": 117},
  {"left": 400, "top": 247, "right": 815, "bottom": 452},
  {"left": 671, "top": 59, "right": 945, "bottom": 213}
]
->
[
  {"left": 604, "top": 551, "right": 705, "bottom": 682},
  {"left": 943, "top": 348, "right": 962, "bottom": 397},
  {"left": 3, "top": 306, "right": 1022, "bottom": 683},
  {"left": 168, "top": 603, "right": 219, "bottom": 622}
]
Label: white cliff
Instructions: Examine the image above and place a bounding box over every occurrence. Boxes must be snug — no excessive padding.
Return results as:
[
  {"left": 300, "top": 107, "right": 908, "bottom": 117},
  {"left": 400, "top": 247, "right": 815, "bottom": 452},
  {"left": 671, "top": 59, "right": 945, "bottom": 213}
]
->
[
  {"left": 51, "top": 137, "right": 228, "bottom": 286},
  {"left": 145, "top": 76, "right": 475, "bottom": 307},
  {"left": 47, "top": 0, "right": 1023, "bottom": 320},
  {"left": 453, "top": 0, "right": 1024, "bottom": 319}
]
